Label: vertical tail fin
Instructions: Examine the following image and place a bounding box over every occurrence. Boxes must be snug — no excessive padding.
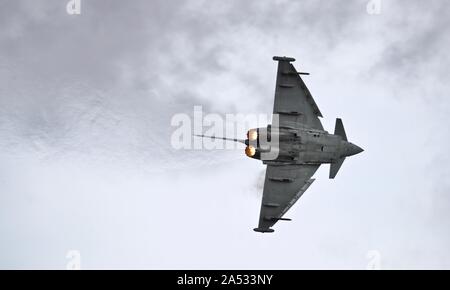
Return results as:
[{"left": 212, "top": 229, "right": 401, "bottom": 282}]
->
[
  {"left": 330, "top": 157, "right": 345, "bottom": 179},
  {"left": 334, "top": 118, "right": 347, "bottom": 141}
]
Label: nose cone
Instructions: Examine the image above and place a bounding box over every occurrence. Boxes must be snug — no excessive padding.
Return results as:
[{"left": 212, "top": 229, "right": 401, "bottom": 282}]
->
[{"left": 346, "top": 142, "right": 364, "bottom": 157}]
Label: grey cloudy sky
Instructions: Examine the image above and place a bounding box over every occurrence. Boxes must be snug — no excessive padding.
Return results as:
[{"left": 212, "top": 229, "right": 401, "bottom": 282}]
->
[{"left": 0, "top": 0, "right": 449, "bottom": 269}]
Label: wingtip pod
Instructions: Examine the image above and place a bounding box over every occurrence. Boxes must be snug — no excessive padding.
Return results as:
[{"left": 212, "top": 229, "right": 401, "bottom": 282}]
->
[
  {"left": 253, "top": 228, "right": 275, "bottom": 233},
  {"left": 273, "top": 56, "right": 295, "bottom": 62}
]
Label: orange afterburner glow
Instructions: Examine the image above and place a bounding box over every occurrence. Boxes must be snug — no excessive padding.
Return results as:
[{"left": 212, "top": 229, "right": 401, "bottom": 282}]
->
[
  {"left": 245, "top": 146, "right": 256, "bottom": 157},
  {"left": 247, "top": 129, "right": 258, "bottom": 141}
]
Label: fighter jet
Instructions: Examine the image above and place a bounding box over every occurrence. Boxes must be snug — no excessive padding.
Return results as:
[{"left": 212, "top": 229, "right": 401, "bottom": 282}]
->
[{"left": 198, "top": 56, "right": 363, "bottom": 233}]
